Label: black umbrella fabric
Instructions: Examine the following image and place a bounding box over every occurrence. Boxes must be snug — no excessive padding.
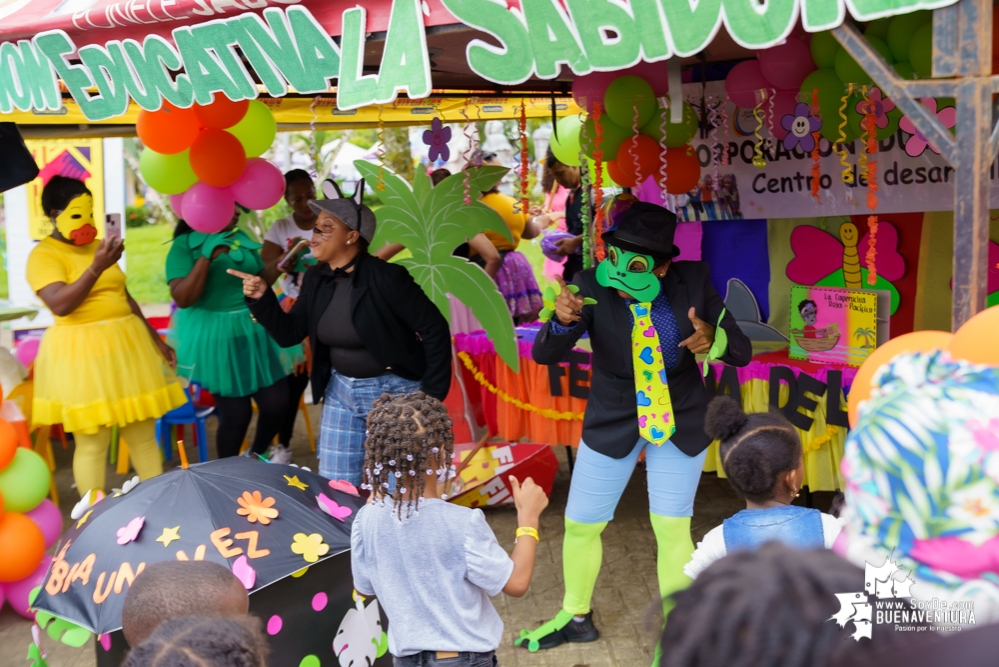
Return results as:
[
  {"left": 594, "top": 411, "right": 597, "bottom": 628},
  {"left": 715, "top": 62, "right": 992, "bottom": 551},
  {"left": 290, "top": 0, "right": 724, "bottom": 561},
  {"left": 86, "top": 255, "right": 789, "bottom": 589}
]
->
[{"left": 32, "top": 457, "right": 363, "bottom": 634}]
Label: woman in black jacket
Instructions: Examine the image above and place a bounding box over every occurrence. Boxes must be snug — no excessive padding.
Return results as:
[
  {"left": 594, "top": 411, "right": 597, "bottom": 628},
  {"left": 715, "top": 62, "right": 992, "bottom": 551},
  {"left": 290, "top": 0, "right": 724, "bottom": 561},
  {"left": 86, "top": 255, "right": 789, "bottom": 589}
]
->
[{"left": 229, "top": 178, "right": 451, "bottom": 484}]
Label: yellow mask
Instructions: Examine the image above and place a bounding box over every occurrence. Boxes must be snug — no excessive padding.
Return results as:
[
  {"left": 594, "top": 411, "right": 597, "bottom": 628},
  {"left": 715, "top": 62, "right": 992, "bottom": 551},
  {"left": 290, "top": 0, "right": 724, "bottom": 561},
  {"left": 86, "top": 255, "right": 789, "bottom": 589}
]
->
[{"left": 54, "top": 194, "right": 97, "bottom": 246}]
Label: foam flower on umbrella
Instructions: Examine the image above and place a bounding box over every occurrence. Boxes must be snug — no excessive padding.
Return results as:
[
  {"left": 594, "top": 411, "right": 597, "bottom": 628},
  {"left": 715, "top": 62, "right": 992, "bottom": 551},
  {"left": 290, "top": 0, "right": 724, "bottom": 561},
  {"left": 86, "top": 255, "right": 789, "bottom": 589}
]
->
[
  {"left": 781, "top": 103, "right": 822, "bottom": 153},
  {"left": 899, "top": 98, "right": 956, "bottom": 157},
  {"left": 422, "top": 118, "right": 452, "bottom": 163},
  {"left": 855, "top": 88, "right": 896, "bottom": 129}
]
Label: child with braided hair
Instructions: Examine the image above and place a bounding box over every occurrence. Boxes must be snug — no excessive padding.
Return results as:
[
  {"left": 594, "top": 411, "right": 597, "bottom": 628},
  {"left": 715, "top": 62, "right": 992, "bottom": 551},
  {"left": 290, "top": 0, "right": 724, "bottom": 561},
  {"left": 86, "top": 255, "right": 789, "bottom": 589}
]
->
[
  {"left": 350, "top": 391, "right": 549, "bottom": 667},
  {"left": 683, "top": 396, "right": 842, "bottom": 579},
  {"left": 123, "top": 615, "right": 268, "bottom": 667}
]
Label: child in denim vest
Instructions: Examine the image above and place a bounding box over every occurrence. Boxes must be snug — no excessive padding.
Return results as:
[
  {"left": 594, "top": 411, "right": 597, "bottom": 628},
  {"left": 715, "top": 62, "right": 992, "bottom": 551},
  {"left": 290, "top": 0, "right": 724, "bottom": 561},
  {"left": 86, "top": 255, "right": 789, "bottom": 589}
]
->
[{"left": 685, "top": 396, "right": 842, "bottom": 578}]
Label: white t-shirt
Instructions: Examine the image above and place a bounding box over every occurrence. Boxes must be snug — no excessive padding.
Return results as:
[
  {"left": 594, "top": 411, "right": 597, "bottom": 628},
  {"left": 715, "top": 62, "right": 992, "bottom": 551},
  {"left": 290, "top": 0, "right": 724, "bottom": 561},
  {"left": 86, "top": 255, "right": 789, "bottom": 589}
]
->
[
  {"left": 684, "top": 512, "right": 843, "bottom": 579},
  {"left": 264, "top": 215, "right": 314, "bottom": 299}
]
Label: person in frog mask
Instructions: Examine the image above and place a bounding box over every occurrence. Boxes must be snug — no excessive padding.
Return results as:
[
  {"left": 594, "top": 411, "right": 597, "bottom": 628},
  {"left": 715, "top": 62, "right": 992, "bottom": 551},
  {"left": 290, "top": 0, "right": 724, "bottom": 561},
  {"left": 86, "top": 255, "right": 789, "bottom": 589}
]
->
[
  {"left": 520, "top": 201, "right": 752, "bottom": 657},
  {"left": 27, "top": 176, "right": 186, "bottom": 497}
]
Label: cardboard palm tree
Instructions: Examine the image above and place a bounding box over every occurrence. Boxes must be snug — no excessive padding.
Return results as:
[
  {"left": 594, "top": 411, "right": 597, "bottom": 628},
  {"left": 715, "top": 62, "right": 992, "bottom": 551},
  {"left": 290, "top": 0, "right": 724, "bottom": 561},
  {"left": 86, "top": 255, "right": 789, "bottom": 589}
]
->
[{"left": 355, "top": 161, "right": 519, "bottom": 371}]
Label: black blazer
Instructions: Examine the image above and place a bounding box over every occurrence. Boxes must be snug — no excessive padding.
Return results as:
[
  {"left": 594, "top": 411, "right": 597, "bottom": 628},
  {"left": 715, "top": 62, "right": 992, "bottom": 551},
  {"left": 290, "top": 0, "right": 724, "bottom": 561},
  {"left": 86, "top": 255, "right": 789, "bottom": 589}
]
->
[
  {"left": 532, "top": 262, "right": 752, "bottom": 458},
  {"left": 248, "top": 253, "right": 452, "bottom": 401}
]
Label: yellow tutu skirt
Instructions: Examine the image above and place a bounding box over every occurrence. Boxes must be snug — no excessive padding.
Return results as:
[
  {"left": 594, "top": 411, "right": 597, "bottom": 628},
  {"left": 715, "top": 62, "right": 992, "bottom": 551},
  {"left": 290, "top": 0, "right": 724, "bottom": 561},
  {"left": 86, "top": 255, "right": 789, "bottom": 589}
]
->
[{"left": 33, "top": 315, "right": 187, "bottom": 435}]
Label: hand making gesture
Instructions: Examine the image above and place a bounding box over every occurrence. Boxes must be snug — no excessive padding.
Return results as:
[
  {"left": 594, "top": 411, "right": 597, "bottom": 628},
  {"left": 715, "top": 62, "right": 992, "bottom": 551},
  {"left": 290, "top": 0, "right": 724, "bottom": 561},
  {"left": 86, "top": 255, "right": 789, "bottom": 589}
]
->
[
  {"left": 553, "top": 275, "right": 585, "bottom": 326},
  {"left": 678, "top": 307, "right": 716, "bottom": 355},
  {"left": 227, "top": 269, "right": 267, "bottom": 300}
]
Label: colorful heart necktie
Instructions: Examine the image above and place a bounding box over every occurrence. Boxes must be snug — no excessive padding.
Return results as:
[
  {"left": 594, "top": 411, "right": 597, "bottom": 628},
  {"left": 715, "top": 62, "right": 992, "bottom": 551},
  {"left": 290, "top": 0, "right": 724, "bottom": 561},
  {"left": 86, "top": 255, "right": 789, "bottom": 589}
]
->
[{"left": 630, "top": 303, "right": 676, "bottom": 446}]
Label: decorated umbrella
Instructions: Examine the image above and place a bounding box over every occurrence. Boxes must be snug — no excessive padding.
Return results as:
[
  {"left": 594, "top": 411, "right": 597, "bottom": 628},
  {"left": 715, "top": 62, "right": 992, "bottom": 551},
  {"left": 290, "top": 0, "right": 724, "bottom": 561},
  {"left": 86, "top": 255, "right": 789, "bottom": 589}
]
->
[{"left": 32, "top": 457, "right": 364, "bottom": 635}]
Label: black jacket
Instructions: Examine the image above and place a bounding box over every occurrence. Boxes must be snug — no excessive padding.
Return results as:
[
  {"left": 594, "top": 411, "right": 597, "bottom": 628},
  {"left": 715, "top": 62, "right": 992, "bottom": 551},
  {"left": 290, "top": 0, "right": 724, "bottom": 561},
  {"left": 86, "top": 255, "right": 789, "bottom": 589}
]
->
[
  {"left": 532, "top": 262, "right": 752, "bottom": 458},
  {"left": 248, "top": 253, "right": 451, "bottom": 401}
]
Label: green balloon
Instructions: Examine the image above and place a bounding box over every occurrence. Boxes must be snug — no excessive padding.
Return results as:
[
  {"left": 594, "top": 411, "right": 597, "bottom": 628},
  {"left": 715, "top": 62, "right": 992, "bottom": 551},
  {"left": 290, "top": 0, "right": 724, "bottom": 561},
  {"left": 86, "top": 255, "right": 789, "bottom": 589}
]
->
[
  {"left": 228, "top": 100, "right": 277, "bottom": 158},
  {"left": 0, "top": 448, "right": 50, "bottom": 512},
  {"left": 641, "top": 102, "right": 698, "bottom": 148},
  {"left": 585, "top": 157, "right": 614, "bottom": 187},
  {"left": 801, "top": 68, "right": 859, "bottom": 143},
  {"left": 140, "top": 148, "right": 197, "bottom": 195},
  {"left": 865, "top": 18, "right": 891, "bottom": 41},
  {"left": 604, "top": 75, "right": 656, "bottom": 129},
  {"left": 581, "top": 115, "right": 632, "bottom": 161},
  {"left": 834, "top": 37, "right": 891, "bottom": 85},
  {"left": 810, "top": 31, "right": 841, "bottom": 69},
  {"left": 910, "top": 23, "right": 933, "bottom": 78},
  {"left": 550, "top": 115, "right": 583, "bottom": 166},
  {"left": 893, "top": 61, "right": 917, "bottom": 80},
  {"left": 887, "top": 10, "right": 931, "bottom": 63}
]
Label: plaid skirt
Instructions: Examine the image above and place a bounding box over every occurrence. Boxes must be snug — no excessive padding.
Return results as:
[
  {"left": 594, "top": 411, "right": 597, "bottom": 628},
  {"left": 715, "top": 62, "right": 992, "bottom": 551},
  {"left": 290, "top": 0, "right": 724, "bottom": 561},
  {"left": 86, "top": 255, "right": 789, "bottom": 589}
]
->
[{"left": 496, "top": 250, "right": 543, "bottom": 321}]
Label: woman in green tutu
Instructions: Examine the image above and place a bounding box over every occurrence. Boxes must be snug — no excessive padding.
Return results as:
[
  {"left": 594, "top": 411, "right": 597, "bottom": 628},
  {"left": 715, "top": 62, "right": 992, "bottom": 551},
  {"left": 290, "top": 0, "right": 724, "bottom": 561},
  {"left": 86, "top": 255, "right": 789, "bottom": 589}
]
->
[{"left": 166, "top": 206, "right": 302, "bottom": 459}]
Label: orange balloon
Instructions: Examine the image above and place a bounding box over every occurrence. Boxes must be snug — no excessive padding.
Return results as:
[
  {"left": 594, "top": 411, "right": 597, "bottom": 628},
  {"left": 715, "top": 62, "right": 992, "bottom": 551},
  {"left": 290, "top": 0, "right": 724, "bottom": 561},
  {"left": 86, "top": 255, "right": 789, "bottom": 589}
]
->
[
  {"left": 136, "top": 102, "right": 200, "bottom": 155},
  {"left": 190, "top": 129, "right": 247, "bottom": 188},
  {"left": 948, "top": 305, "right": 999, "bottom": 366},
  {"left": 0, "top": 417, "right": 15, "bottom": 471},
  {"left": 606, "top": 158, "right": 636, "bottom": 187},
  {"left": 194, "top": 99, "right": 249, "bottom": 129},
  {"left": 848, "top": 330, "right": 953, "bottom": 426},
  {"left": 615, "top": 135, "right": 661, "bottom": 185},
  {"left": 0, "top": 512, "right": 45, "bottom": 582},
  {"left": 660, "top": 146, "right": 701, "bottom": 194}
]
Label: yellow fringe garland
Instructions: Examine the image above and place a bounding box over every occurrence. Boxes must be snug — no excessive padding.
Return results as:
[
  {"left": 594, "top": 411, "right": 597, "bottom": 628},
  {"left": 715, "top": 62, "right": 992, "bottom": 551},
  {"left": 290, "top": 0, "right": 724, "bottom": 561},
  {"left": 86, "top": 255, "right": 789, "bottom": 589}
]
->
[
  {"left": 457, "top": 352, "right": 585, "bottom": 421},
  {"left": 804, "top": 423, "right": 841, "bottom": 453}
]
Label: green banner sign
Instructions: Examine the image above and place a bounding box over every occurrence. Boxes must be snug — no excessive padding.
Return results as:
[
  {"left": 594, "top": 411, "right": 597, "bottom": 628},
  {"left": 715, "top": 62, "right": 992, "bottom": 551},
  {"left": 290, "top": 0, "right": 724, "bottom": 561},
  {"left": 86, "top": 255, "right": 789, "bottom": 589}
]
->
[{"left": 0, "top": 0, "right": 957, "bottom": 122}]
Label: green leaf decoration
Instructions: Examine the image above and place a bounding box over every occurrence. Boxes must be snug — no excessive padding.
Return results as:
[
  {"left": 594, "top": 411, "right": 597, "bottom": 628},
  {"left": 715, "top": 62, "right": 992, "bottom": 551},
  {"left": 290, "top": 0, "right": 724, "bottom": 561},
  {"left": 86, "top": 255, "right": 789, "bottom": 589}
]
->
[
  {"left": 703, "top": 308, "right": 729, "bottom": 378},
  {"left": 537, "top": 281, "right": 597, "bottom": 323},
  {"left": 26, "top": 643, "right": 48, "bottom": 667},
  {"left": 32, "top": 586, "right": 92, "bottom": 649},
  {"left": 582, "top": 298, "right": 598, "bottom": 306},
  {"left": 375, "top": 631, "right": 389, "bottom": 658},
  {"left": 356, "top": 161, "right": 519, "bottom": 371}
]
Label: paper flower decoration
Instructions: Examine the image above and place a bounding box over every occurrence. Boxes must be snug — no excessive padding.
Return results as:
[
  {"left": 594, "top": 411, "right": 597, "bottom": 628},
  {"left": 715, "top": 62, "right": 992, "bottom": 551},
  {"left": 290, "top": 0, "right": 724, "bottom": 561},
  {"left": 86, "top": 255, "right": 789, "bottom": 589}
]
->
[
  {"left": 899, "top": 98, "right": 956, "bottom": 157},
  {"left": 112, "top": 476, "right": 141, "bottom": 497},
  {"left": 116, "top": 516, "right": 145, "bottom": 545},
  {"left": 855, "top": 88, "right": 895, "bottom": 129},
  {"left": 422, "top": 118, "right": 452, "bottom": 162},
  {"left": 780, "top": 103, "right": 822, "bottom": 153},
  {"left": 236, "top": 490, "right": 279, "bottom": 525},
  {"left": 291, "top": 532, "right": 330, "bottom": 563},
  {"left": 232, "top": 555, "right": 256, "bottom": 590},
  {"left": 317, "top": 493, "right": 353, "bottom": 522}
]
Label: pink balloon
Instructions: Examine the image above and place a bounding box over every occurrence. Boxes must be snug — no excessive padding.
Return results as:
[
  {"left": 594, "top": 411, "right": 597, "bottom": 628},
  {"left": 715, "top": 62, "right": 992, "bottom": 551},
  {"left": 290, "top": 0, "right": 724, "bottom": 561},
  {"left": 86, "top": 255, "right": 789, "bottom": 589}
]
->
[
  {"left": 623, "top": 61, "right": 669, "bottom": 97},
  {"left": 758, "top": 39, "right": 816, "bottom": 90},
  {"left": 14, "top": 338, "right": 40, "bottom": 368},
  {"left": 725, "top": 60, "right": 770, "bottom": 109},
  {"left": 769, "top": 90, "right": 801, "bottom": 140},
  {"left": 182, "top": 182, "right": 236, "bottom": 234},
  {"left": 229, "top": 159, "right": 285, "bottom": 211},
  {"left": 25, "top": 499, "right": 63, "bottom": 549},
  {"left": 169, "top": 193, "right": 186, "bottom": 218},
  {"left": 572, "top": 71, "right": 618, "bottom": 113},
  {"left": 5, "top": 555, "right": 51, "bottom": 620}
]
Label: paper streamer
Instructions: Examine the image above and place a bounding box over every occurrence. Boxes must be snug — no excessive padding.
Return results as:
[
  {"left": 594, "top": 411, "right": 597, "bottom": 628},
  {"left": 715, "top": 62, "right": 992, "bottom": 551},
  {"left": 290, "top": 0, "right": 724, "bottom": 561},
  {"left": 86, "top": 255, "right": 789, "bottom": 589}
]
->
[
  {"left": 709, "top": 95, "right": 722, "bottom": 188},
  {"left": 752, "top": 90, "right": 766, "bottom": 169},
  {"left": 766, "top": 88, "right": 776, "bottom": 143},
  {"left": 810, "top": 89, "right": 822, "bottom": 203},
  {"left": 459, "top": 101, "right": 473, "bottom": 205},
  {"left": 592, "top": 102, "right": 606, "bottom": 261},
  {"left": 719, "top": 103, "right": 730, "bottom": 166},
  {"left": 866, "top": 217, "right": 878, "bottom": 285},
  {"left": 837, "top": 83, "right": 854, "bottom": 184},
  {"left": 864, "top": 91, "right": 879, "bottom": 213},
  {"left": 657, "top": 97, "right": 669, "bottom": 205},
  {"left": 376, "top": 105, "right": 386, "bottom": 191},
  {"left": 579, "top": 158, "right": 592, "bottom": 269},
  {"left": 308, "top": 96, "right": 322, "bottom": 178},
  {"left": 630, "top": 106, "right": 642, "bottom": 183},
  {"left": 519, "top": 99, "right": 529, "bottom": 215}
]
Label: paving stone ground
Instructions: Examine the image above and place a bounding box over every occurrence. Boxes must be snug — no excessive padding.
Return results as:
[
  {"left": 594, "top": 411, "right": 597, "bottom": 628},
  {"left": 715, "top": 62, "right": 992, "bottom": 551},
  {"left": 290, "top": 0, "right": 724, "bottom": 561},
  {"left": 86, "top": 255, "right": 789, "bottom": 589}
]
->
[{"left": 0, "top": 405, "right": 746, "bottom": 667}]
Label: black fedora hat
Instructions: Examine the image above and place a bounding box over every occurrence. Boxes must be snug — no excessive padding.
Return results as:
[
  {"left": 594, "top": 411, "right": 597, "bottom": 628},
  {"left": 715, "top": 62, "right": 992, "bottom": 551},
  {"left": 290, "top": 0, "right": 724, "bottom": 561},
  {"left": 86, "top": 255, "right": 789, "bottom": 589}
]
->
[{"left": 602, "top": 201, "right": 679, "bottom": 258}]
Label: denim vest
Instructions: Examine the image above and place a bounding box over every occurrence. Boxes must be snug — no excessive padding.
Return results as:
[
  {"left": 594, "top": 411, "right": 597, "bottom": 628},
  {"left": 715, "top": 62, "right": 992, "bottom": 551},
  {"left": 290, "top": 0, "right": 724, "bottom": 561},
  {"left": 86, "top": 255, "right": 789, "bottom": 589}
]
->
[{"left": 722, "top": 506, "right": 825, "bottom": 553}]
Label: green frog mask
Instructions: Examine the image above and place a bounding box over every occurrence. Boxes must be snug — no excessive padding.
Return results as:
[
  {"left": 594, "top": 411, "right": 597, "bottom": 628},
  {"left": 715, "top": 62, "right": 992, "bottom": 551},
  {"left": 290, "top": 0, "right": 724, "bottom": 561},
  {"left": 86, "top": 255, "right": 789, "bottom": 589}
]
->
[{"left": 595, "top": 246, "right": 661, "bottom": 302}]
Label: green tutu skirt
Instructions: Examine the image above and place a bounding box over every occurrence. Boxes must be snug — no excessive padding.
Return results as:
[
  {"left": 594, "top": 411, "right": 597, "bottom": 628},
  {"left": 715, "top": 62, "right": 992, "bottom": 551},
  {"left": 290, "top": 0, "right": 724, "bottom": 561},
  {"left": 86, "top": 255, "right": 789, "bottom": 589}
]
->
[{"left": 170, "top": 307, "right": 305, "bottom": 397}]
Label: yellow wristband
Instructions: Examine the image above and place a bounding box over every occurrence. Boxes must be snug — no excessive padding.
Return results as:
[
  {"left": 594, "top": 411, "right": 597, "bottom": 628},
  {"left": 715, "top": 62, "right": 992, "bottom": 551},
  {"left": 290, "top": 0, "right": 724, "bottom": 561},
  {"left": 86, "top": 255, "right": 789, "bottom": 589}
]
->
[{"left": 515, "top": 526, "right": 539, "bottom": 543}]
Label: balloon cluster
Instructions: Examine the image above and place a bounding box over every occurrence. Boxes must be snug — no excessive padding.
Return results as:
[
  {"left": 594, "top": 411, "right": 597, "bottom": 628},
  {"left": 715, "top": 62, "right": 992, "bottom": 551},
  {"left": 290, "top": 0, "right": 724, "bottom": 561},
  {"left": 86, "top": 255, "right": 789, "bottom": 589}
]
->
[
  {"left": 724, "top": 37, "right": 816, "bottom": 142},
  {"left": 0, "top": 412, "right": 58, "bottom": 620},
  {"left": 550, "top": 64, "right": 700, "bottom": 194},
  {"left": 800, "top": 13, "right": 934, "bottom": 144},
  {"left": 138, "top": 99, "right": 283, "bottom": 233}
]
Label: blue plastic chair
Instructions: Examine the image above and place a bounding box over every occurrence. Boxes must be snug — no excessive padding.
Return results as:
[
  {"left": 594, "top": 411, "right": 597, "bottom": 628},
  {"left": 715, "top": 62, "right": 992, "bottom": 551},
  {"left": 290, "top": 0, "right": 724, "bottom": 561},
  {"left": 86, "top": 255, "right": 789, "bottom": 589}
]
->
[{"left": 156, "top": 385, "right": 214, "bottom": 463}]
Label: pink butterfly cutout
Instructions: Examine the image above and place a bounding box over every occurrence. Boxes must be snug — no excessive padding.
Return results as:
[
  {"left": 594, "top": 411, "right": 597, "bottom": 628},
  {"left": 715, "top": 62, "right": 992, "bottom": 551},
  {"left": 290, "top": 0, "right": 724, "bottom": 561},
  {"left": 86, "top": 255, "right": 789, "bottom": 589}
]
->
[
  {"left": 116, "top": 516, "right": 145, "bottom": 545},
  {"left": 232, "top": 555, "right": 256, "bottom": 590},
  {"left": 786, "top": 222, "right": 905, "bottom": 286},
  {"left": 318, "top": 493, "right": 353, "bottom": 522},
  {"left": 328, "top": 479, "right": 360, "bottom": 497}
]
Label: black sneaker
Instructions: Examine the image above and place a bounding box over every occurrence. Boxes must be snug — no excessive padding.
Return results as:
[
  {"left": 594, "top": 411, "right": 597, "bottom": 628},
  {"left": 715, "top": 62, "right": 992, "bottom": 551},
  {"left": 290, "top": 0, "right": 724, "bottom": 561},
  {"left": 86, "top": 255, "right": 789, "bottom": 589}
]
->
[{"left": 536, "top": 612, "right": 600, "bottom": 650}]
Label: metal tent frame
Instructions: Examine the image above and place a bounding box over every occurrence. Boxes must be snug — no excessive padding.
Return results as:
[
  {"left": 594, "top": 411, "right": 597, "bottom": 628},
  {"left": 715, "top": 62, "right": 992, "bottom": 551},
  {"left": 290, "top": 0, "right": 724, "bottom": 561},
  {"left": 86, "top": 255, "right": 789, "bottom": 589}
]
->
[{"left": 833, "top": 0, "right": 997, "bottom": 330}]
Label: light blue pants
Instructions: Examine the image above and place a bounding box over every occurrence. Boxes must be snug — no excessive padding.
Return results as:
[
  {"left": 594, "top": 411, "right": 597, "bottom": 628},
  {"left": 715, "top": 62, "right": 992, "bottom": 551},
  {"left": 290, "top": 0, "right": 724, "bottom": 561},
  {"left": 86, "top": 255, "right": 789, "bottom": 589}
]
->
[{"left": 565, "top": 438, "right": 708, "bottom": 524}]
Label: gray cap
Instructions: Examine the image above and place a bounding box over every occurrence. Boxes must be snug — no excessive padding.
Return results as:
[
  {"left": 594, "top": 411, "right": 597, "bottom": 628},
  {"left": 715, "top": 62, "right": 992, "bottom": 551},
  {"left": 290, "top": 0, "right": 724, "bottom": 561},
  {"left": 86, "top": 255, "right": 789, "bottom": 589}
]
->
[{"left": 308, "top": 178, "right": 377, "bottom": 244}]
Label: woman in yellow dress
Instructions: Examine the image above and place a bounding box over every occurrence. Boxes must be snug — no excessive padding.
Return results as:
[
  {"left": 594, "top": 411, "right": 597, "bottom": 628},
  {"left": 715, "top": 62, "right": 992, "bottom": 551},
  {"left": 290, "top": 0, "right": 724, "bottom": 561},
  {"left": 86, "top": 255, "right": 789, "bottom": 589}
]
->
[{"left": 27, "top": 176, "right": 186, "bottom": 497}]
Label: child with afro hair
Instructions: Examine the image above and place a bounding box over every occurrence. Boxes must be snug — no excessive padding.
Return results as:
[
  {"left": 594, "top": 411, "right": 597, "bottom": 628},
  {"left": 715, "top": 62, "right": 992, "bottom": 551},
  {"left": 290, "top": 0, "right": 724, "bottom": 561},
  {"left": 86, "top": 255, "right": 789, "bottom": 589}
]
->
[{"left": 684, "top": 396, "right": 842, "bottom": 578}]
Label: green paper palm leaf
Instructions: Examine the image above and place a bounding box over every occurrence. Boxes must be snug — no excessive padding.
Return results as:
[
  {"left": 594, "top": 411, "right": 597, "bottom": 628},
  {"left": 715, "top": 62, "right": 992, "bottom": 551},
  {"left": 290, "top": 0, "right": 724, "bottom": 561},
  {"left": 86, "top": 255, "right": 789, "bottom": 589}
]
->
[{"left": 355, "top": 161, "right": 519, "bottom": 371}]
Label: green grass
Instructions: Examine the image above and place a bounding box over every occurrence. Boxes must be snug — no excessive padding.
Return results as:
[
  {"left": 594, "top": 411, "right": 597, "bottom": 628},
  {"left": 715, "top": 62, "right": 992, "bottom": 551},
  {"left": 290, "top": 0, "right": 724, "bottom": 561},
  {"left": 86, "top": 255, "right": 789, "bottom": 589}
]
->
[{"left": 125, "top": 224, "right": 174, "bottom": 304}]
